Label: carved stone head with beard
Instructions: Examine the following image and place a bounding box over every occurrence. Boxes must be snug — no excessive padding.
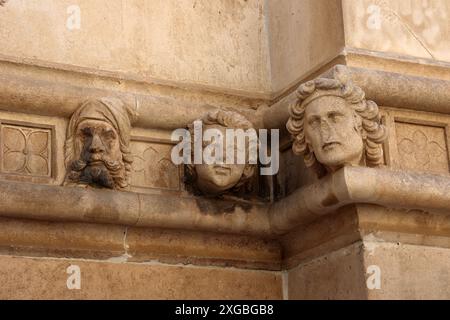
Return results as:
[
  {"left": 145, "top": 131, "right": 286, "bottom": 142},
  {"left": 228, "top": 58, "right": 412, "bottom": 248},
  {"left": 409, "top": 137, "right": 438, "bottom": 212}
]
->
[{"left": 64, "top": 98, "right": 136, "bottom": 190}]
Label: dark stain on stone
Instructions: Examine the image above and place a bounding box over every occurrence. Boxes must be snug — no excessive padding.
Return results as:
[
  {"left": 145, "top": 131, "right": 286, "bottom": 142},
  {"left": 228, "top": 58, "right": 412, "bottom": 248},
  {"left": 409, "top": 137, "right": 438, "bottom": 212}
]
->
[
  {"left": 195, "top": 197, "right": 253, "bottom": 215},
  {"left": 85, "top": 203, "right": 120, "bottom": 222}
]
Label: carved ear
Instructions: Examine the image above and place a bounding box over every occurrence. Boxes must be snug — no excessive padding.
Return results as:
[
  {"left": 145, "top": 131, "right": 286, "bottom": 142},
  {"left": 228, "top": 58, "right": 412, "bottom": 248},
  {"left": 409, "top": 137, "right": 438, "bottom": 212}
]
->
[{"left": 353, "top": 113, "right": 365, "bottom": 139}]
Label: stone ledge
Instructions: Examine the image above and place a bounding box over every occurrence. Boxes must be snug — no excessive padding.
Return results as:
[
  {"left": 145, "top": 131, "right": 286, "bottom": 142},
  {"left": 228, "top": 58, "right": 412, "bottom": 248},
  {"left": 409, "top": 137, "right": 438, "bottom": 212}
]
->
[
  {"left": 270, "top": 166, "right": 450, "bottom": 233},
  {"left": 1, "top": 167, "right": 450, "bottom": 237},
  {"left": 0, "top": 180, "right": 272, "bottom": 236},
  {"left": 0, "top": 217, "right": 281, "bottom": 271}
]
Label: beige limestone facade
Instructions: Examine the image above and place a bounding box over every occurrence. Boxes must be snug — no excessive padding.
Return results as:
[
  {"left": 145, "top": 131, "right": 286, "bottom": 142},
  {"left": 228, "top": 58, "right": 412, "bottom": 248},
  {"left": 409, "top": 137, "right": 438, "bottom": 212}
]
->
[{"left": 0, "top": 0, "right": 449, "bottom": 299}]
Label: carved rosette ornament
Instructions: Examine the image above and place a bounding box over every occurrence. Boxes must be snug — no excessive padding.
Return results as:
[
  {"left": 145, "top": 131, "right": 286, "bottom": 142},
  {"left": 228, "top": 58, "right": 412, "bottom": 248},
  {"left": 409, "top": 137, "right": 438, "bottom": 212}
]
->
[
  {"left": 64, "top": 98, "right": 137, "bottom": 190},
  {"left": 286, "top": 65, "right": 388, "bottom": 178},
  {"left": 185, "top": 110, "right": 256, "bottom": 196}
]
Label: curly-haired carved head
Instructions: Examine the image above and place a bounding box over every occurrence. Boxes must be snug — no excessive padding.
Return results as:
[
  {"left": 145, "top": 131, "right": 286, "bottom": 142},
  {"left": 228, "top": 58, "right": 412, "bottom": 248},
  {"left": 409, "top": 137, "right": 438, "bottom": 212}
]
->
[
  {"left": 185, "top": 110, "right": 256, "bottom": 196},
  {"left": 64, "top": 98, "right": 137, "bottom": 190},
  {"left": 286, "top": 65, "right": 388, "bottom": 177}
]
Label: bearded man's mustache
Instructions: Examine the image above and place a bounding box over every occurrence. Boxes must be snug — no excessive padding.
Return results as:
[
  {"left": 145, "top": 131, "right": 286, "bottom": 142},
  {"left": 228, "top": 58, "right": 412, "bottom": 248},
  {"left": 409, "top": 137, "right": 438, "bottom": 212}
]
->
[
  {"left": 82, "top": 164, "right": 115, "bottom": 189},
  {"left": 67, "top": 157, "right": 126, "bottom": 189}
]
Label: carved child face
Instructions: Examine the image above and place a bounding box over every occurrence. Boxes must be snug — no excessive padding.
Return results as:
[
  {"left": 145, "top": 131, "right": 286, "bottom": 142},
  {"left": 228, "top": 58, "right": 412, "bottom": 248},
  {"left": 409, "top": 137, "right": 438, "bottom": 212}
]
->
[
  {"left": 194, "top": 124, "right": 246, "bottom": 195},
  {"left": 304, "top": 96, "right": 364, "bottom": 172}
]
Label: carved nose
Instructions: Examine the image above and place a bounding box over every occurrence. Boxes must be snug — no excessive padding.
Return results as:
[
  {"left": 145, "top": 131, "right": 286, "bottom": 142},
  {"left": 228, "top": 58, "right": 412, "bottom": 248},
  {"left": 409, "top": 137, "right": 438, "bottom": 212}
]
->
[
  {"left": 320, "top": 120, "right": 336, "bottom": 142},
  {"left": 89, "top": 134, "right": 105, "bottom": 153}
]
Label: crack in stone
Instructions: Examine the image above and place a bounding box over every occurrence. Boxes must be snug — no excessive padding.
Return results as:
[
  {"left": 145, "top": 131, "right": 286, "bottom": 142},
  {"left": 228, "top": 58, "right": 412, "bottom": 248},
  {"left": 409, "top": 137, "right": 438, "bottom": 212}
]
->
[
  {"left": 375, "top": 0, "right": 436, "bottom": 60},
  {"left": 105, "top": 226, "right": 132, "bottom": 263}
]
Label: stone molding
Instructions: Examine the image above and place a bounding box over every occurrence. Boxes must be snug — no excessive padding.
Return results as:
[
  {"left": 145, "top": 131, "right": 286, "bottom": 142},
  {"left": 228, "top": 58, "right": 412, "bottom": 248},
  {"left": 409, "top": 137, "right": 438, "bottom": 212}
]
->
[
  {"left": 1, "top": 166, "right": 449, "bottom": 237},
  {"left": 269, "top": 166, "right": 450, "bottom": 233},
  {"left": 2, "top": 56, "right": 450, "bottom": 132},
  {"left": 263, "top": 67, "right": 450, "bottom": 130},
  {"left": 0, "top": 179, "right": 271, "bottom": 236}
]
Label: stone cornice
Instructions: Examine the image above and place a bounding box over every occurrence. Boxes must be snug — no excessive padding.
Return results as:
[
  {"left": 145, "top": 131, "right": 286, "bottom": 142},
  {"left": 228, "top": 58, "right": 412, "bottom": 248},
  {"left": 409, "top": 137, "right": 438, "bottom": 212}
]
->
[
  {"left": 0, "top": 180, "right": 272, "bottom": 236},
  {"left": 0, "top": 55, "right": 267, "bottom": 130},
  {"left": 1, "top": 167, "right": 449, "bottom": 237},
  {"left": 2, "top": 54, "right": 450, "bottom": 133},
  {"left": 263, "top": 66, "right": 450, "bottom": 130}
]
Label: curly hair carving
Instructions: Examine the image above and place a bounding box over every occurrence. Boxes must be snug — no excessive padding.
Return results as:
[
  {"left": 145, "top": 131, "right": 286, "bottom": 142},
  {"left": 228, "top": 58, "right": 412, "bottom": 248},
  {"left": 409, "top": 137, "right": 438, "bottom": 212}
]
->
[{"left": 286, "top": 65, "right": 388, "bottom": 177}]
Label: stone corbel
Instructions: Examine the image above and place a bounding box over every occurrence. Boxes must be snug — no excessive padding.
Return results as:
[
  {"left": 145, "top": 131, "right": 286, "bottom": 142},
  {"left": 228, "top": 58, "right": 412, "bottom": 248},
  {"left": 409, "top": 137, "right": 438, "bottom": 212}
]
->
[{"left": 268, "top": 166, "right": 450, "bottom": 233}]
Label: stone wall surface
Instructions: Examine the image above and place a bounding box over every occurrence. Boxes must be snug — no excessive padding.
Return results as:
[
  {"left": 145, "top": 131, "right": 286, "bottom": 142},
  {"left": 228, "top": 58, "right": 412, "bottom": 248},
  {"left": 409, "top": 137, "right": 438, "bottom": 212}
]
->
[
  {"left": 266, "top": 0, "right": 345, "bottom": 94},
  {"left": 342, "top": 0, "right": 450, "bottom": 62},
  {"left": 0, "top": 0, "right": 272, "bottom": 94},
  {"left": 287, "top": 243, "right": 368, "bottom": 300},
  {"left": 287, "top": 241, "right": 450, "bottom": 300},
  {"left": 364, "top": 241, "right": 450, "bottom": 300},
  {"left": 0, "top": 255, "right": 282, "bottom": 299},
  {"left": 0, "top": 0, "right": 346, "bottom": 97}
]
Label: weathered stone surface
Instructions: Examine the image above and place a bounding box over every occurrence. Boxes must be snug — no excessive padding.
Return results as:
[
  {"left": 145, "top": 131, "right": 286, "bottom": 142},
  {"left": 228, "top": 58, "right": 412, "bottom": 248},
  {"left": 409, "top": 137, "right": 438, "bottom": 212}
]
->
[
  {"left": 0, "top": 0, "right": 450, "bottom": 301},
  {"left": 288, "top": 242, "right": 368, "bottom": 300},
  {"left": 64, "top": 98, "right": 137, "bottom": 190},
  {"left": 342, "top": 0, "right": 450, "bottom": 62},
  {"left": 0, "top": 0, "right": 272, "bottom": 95},
  {"left": 0, "top": 0, "right": 348, "bottom": 98},
  {"left": 363, "top": 241, "right": 450, "bottom": 299},
  {"left": 0, "top": 217, "right": 281, "bottom": 270},
  {"left": 0, "top": 255, "right": 282, "bottom": 299},
  {"left": 126, "top": 227, "right": 282, "bottom": 270},
  {"left": 0, "top": 110, "right": 66, "bottom": 185},
  {"left": 280, "top": 202, "right": 450, "bottom": 268},
  {"left": 287, "top": 239, "right": 450, "bottom": 300},
  {"left": 286, "top": 65, "right": 387, "bottom": 177},
  {"left": 266, "top": 0, "right": 345, "bottom": 94},
  {"left": 185, "top": 110, "right": 257, "bottom": 196},
  {"left": 130, "top": 139, "right": 181, "bottom": 192},
  {"left": 383, "top": 107, "right": 450, "bottom": 175},
  {"left": 1, "top": 123, "right": 52, "bottom": 177},
  {"left": 0, "top": 217, "right": 126, "bottom": 259},
  {"left": 264, "top": 67, "right": 450, "bottom": 133}
]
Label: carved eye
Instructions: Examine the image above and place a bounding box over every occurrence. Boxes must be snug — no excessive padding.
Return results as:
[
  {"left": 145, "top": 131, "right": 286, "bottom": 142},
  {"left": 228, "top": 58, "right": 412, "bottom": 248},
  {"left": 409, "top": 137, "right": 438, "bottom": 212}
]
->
[
  {"left": 308, "top": 118, "right": 320, "bottom": 128},
  {"left": 328, "top": 112, "right": 344, "bottom": 123},
  {"left": 103, "top": 129, "right": 116, "bottom": 140},
  {"left": 78, "top": 127, "right": 92, "bottom": 139}
]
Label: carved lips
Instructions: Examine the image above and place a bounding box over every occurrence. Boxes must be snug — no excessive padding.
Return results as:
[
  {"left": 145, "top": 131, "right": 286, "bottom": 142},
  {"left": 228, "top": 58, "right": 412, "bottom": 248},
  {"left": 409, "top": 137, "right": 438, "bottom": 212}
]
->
[
  {"left": 213, "top": 164, "right": 232, "bottom": 176},
  {"left": 322, "top": 141, "right": 342, "bottom": 151}
]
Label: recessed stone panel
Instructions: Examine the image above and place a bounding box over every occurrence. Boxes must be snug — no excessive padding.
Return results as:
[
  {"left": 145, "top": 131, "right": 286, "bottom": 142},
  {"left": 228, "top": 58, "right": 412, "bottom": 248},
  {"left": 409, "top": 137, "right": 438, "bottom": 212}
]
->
[
  {"left": 382, "top": 108, "right": 450, "bottom": 175},
  {"left": 395, "top": 122, "right": 449, "bottom": 174},
  {"left": 130, "top": 139, "right": 181, "bottom": 191},
  {"left": 0, "top": 122, "right": 53, "bottom": 178}
]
